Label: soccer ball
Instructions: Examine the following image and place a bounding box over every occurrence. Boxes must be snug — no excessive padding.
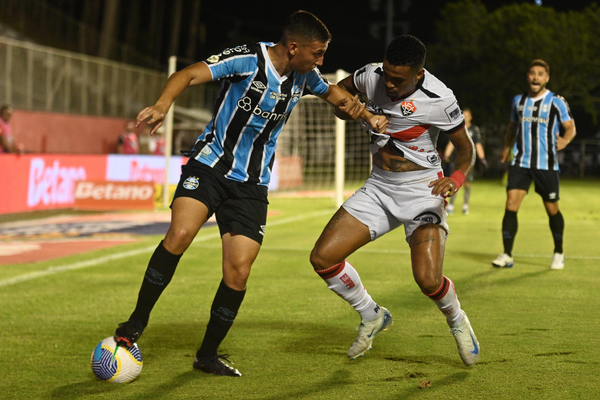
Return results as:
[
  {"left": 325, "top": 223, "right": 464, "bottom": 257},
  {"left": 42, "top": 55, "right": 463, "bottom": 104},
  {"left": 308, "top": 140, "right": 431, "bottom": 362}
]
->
[{"left": 91, "top": 337, "right": 143, "bottom": 383}]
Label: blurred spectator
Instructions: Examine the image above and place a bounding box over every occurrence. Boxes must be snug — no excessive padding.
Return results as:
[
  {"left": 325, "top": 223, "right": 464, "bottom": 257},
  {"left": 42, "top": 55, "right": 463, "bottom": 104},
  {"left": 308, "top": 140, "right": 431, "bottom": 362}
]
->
[
  {"left": 0, "top": 105, "right": 23, "bottom": 154},
  {"left": 138, "top": 124, "right": 152, "bottom": 154},
  {"left": 151, "top": 127, "right": 166, "bottom": 155},
  {"left": 117, "top": 120, "right": 139, "bottom": 154}
]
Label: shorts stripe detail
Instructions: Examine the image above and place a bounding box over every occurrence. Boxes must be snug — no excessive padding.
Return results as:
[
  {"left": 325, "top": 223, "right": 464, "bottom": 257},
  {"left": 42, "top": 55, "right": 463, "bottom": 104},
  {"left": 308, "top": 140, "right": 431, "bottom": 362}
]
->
[
  {"left": 316, "top": 261, "right": 346, "bottom": 280},
  {"left": 425, "top": 275, "right": 451, "bottom": 300}
]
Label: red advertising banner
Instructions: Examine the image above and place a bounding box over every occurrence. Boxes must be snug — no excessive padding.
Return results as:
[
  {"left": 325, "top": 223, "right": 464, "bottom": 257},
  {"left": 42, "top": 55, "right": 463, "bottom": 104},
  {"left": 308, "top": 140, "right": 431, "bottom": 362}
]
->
[
  {"left": 0, "top": 154, "right": 107, "bottom": 214},
  {"left": 73, "top": 181, "right": 155, "bottom": 211}
]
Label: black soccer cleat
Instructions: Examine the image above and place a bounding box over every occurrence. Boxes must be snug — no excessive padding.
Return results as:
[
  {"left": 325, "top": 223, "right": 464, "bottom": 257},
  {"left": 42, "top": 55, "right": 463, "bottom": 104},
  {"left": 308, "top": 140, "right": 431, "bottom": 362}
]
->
[
  {"left": 114, "top": 319, "right": 145, "bottom": 347},
  {"left": 193, "top": 354, "right": 242, "bottom": 377}
]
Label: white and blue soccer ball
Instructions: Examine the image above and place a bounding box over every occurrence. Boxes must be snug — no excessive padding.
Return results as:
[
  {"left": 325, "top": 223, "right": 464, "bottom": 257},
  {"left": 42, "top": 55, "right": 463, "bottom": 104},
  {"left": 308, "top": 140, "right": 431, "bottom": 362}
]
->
[{"left": 91, "top": 336, "right": 143, "bottom": 383}]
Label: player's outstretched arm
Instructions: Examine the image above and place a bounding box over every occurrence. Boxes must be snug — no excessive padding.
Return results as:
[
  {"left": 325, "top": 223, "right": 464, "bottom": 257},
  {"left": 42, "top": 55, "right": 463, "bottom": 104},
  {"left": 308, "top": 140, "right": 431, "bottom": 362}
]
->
[
  {"left": 137, "top": 62, "right": 213, "bottom": 135},
  {"left": 321, "top": 76, "right": 388, "bottom": 132}
]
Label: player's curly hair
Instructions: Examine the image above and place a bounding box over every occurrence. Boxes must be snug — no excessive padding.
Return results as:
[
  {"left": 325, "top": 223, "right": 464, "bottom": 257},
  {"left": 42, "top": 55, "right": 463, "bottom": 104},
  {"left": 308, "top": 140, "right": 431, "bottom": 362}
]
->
[
  {"left": 282, "top": 10, "right": 331, "bottom": 45},
  {"left": 385, "top": 35, "right": 426, "bottom": 70}
]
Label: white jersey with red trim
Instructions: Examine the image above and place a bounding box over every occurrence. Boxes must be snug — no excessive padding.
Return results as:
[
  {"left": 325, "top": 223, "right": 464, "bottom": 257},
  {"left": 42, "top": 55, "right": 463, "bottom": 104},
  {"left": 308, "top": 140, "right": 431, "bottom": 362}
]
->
[{"left": 353, "top": 63, "right": 464, "bottom": 168}]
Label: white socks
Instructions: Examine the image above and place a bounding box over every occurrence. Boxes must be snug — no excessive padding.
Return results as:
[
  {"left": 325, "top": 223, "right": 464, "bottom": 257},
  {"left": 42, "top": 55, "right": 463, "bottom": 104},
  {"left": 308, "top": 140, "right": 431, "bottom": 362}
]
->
[{"left": 316, "top": 260, "right": 380, "bottom": 322}]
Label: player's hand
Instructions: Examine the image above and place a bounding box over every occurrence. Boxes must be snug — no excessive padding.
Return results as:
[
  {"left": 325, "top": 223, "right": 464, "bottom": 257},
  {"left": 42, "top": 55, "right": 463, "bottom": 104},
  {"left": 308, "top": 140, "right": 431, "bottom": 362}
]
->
[
  {"left": 335, "top": 95, "right": 365, "bottom": 120},
  {"left": 136, "top": 105, "right": 168, "bottom": 135},
  {"left": 368, "top": 114, "right": 388, "bottom": 133},
  {"left": 500, "top": 146, "right": 510, "bottom": 163},
  {"left": 556, "top": 136, "right": 570, "bottom": 151},
  {"left": 480, "top": 157, "right": 488, "bottom": 169},
  {"left": 428, "top": 177, "right": 458, "bottom": 198}
]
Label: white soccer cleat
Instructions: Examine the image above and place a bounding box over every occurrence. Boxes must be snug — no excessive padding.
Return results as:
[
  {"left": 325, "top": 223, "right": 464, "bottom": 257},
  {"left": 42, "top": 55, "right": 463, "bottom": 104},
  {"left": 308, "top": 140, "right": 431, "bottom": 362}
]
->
[
  {"left": 347, "top": 307, "right": 393, "bottom": 359},
  {"left": 550, "top": 253, "right": 565, "bottom": 270},
  {"left": 446, "top": 204, "right": 454, "bottom": 215},
  {"left": 492, "top": 253, "right": 514, "bottom": 268},
  {"left": 462, "top": 205, "right": 469, "bottom": 215},
  {"left": 450, "top": 311, "right": 480, "bottom": 366}
]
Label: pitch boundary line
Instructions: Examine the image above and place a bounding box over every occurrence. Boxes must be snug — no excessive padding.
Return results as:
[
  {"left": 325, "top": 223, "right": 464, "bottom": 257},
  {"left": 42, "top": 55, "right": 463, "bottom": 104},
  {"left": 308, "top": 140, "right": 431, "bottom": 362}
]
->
[{"left": 0, "top": 210, "right": 334, "bottom": 288}]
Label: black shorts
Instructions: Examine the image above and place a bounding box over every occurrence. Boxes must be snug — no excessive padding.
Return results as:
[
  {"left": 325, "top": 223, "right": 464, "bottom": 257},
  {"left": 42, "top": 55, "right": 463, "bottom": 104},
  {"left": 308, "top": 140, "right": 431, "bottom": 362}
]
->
[
  {"left": 506, "top": 165, "right": 560, "bottom": 202},
  {"left": 173, "top": 159, "right": 269, "bottom": 244}
]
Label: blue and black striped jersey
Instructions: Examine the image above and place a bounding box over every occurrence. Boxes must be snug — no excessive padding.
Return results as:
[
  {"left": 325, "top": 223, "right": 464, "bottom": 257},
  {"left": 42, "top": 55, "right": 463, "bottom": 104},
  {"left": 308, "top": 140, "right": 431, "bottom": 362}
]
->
[
  {"left": 192, "top": 42, "right": 329, "bottom": 186},
  {"left": 510, "top": 90, "right": 572, "bottom": 171}
]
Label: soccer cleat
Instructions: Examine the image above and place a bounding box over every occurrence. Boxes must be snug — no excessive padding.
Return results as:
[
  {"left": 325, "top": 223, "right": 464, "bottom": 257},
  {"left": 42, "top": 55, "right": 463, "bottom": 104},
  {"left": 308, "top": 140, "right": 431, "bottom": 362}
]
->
[
  {"left": 114, "top": 319, "right": 145, "bottom": 348},
  {"left": 462, "top": 205, "right": 469, "bottom": 215},
  {"left": 492, "top": 253, "right": 514, "bottom": 268},
  {"left": 193, "top": 354, "right": 241, "bottom": 377},
  {"left": 550, "top": 253, "right": 565, "bottom": 270},
  {"left": 347, "top": 307, "right": 393, "bottom": 359},
  {"left": 446, "top": 204, "right": 454, "bottom": 215},
  {"left": 450, "top": 311, "right": 480, "bottom": 366}
]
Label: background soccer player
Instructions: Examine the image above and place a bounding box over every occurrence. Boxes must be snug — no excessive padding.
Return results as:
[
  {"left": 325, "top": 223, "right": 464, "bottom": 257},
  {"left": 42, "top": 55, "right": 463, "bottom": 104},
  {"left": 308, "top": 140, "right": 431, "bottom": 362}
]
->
[
  {"left": 493, "top": 59, "right": 576, "bottom": 270},
  {"left": 113, "top": 10, "right": 385, "bottom": 377}
]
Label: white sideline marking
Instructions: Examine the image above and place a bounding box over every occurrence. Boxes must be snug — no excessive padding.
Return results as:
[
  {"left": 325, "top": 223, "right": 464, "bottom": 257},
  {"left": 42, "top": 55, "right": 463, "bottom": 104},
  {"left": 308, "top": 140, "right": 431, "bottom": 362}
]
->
[{"left": 0, "top": 210, "right": 334, "bottom": 288}]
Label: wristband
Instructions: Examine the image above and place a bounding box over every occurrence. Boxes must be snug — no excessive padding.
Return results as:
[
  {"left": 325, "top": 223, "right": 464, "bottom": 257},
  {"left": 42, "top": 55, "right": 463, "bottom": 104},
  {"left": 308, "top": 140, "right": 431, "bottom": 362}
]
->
[{"left": 449, "top": 170, "right": 466, "bottom": 190}]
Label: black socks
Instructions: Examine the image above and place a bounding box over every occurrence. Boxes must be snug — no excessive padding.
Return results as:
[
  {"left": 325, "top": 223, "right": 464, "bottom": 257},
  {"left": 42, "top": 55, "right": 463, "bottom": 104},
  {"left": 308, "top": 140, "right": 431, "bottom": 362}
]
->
[
  {"left": 197, "top": 280, "right": 246, "bottom": 358},
  {"left": 549, "top": 211, "right": 564, "bottom": 254},
  {"left": 502, "top": 210, "right": 518, "bottom": 257},
  {"left": 129, "top": 241, "right": 181, "bottom": 326}
]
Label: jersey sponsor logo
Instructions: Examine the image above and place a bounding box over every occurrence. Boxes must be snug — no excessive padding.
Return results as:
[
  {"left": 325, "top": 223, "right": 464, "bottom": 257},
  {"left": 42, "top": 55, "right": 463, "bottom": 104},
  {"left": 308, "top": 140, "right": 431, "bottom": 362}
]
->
[
  {"left": 237, "top": 96, "right": 289, "bottom": 121},
  {"left": 522, "top": 116, "right": 549, "bottom": 123},
  {"left": 270, "top": 91, "right": 287, "bottom": 100},
  {"left": 251, "top": 81, "right": 267, "bottom": 93},
  {"left": 401, "top": 101, "right": 416, "bottom": 116},
  {"left": 427, "top": 153, "right": 440, "bottom": 164},
  {"left": 183, "top": 176, "right": 200, "bottom": 190},
  {"left": 413, "top": 211, "right": 441, "bottom": 224},
  {"left": 444, "top": 101, "right": 461, "bottom": 122},
  {"left": 207, "top": 46, "right": 251, "bottom": 64}
]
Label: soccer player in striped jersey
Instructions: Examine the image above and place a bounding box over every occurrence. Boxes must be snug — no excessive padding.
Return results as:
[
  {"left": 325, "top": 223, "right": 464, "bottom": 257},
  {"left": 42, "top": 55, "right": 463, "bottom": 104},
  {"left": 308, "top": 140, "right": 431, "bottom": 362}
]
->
[
  {"left": 113, "top": 10, "right": 385, "bottom": 377},
  {"left": 310, "top": 35, "right": 480, "bottom": 366},
  {"left": 493, "top": 59, "right": 576, "bottom": 270}
]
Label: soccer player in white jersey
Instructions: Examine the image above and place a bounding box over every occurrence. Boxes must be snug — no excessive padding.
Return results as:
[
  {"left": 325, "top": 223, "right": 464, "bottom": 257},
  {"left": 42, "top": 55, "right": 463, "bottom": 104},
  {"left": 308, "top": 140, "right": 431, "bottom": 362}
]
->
[
  {"left": 310, "top": 35, "right": 480, "bottom": 366},
  {"left": 492, "top": 59, "right": 576, "bottom": 270}
]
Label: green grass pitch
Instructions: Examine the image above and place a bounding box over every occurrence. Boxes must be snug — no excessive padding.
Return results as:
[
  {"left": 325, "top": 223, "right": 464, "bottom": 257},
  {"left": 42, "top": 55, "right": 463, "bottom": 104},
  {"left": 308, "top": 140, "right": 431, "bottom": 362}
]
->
[{"left": 0, "top": 179, "right": 599, "bottom": 399}]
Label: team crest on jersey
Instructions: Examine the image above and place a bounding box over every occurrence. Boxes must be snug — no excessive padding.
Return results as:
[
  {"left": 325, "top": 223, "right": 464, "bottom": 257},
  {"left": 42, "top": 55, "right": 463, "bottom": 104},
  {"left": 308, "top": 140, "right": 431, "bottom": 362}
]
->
[
  {"left": 401, "top": 101, "right": 416, "bottom": 116},
  {"left": 183, "top": 176, "right": 200, "bottom": 190},
  {"left": 291, "top": 86, "right": 302, "bottom": 102}
]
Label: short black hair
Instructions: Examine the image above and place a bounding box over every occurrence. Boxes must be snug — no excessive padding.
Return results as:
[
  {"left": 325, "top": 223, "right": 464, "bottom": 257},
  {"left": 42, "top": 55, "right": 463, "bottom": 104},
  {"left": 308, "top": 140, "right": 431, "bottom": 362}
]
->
[
  {"left": 0, "top": 104, "right": 11, "bottom": 113},
  {"left": 385, "top": 35, "right": 427, "bottom": 70},
  {"left": 281, "top": 10, "right": 331, "bottom": 45}
]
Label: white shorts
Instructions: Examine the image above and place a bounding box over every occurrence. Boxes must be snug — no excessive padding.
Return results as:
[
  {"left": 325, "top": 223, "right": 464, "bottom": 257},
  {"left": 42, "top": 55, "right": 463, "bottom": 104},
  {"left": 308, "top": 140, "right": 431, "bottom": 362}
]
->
[{"left": 343, "top": 166, "right": 449, "bottom": 242}]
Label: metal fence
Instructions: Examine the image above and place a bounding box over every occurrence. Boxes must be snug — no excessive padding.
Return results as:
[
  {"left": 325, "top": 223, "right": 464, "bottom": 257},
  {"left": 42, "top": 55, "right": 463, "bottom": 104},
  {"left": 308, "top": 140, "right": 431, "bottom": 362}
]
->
[{"left": 0, "top": 36, "right": 166, "bottom": 119}]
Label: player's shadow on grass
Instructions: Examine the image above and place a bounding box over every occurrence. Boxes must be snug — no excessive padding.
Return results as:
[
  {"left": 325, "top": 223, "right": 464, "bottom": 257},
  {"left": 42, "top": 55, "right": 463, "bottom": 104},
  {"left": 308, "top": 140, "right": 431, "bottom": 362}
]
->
[
  {"left": 51, "top": 371, "right": 200, "bottom": 400},
  {"left": 259, "top": 369, "right": 353, "bottom": 400}
]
